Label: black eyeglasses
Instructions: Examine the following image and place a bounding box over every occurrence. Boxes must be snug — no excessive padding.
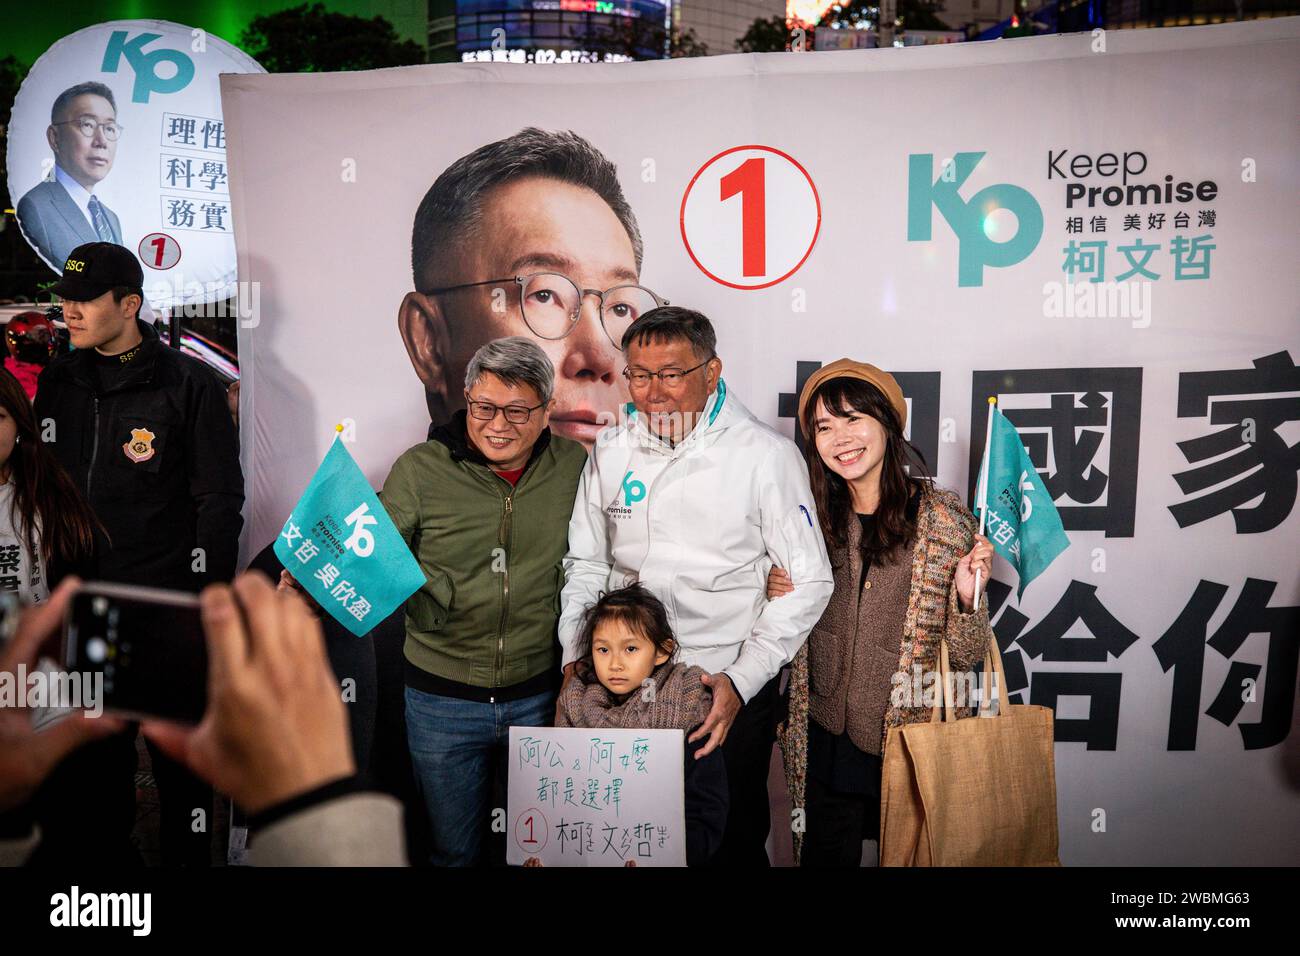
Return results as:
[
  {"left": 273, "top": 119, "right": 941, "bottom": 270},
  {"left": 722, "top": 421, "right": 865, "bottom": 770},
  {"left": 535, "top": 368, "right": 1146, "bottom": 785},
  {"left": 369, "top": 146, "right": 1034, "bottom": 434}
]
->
[
  {"left": 622, "top": 360, "right": 712, "bottom": 387},
  {"left": 53, "top": 118, "right": 123, "bottom": 141},
  {"left": 423, "top": 273, "right": 668, "bottom": 349},
  {"left": 464, "top": 392, "right": 547, "bottom": 425}
]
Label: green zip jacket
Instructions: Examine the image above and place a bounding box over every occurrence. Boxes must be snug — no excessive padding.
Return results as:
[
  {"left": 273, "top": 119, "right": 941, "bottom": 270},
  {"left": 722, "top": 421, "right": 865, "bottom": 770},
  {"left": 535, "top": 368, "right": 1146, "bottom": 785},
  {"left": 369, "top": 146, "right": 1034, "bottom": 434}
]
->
[{"left": 379, "top": 412, "right": 588, "bottom": 688}]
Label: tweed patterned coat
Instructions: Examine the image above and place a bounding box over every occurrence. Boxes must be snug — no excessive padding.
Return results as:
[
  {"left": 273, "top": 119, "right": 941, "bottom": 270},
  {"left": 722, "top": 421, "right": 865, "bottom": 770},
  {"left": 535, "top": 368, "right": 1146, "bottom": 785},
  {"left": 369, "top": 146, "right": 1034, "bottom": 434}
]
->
[{"left": 776, "top": 484, "right": 994, "bottom": 864}]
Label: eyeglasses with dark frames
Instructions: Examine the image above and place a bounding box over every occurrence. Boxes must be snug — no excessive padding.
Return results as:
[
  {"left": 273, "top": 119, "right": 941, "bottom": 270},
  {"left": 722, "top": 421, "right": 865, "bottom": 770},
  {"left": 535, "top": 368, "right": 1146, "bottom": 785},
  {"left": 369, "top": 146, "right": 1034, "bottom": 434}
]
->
[
  {"left": 464, "top": 392, "right": 548, "bottom": 425},
  {"left": 622, "top": 359, "right": 713, "bottom": 388},
  {"left": 53, "top": 118, "right": 123, "bottom": 141},
  {"left": 423, "top": 272, "right": 668, "bottom": 349}
]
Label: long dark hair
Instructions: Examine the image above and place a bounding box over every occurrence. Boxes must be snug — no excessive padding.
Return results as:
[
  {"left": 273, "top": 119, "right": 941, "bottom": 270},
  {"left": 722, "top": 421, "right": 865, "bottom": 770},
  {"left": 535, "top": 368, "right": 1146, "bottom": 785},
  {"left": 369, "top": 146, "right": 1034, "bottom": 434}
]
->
[
  {"left": 799, "top": 376, "right": 932, "bottom": 566},
  {"left": 0, "top": 370, "right": 101, "bottom": 568},
  {"left": 573, "top": 583, "right": 676, "bottom": 684}
]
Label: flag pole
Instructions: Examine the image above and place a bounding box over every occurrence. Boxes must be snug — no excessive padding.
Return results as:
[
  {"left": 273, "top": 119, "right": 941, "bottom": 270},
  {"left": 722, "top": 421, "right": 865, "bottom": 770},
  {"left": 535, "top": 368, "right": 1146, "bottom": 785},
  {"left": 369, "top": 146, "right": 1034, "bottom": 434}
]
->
[{"left": 974, "top": 397, "right": 996, "bottom": 611}]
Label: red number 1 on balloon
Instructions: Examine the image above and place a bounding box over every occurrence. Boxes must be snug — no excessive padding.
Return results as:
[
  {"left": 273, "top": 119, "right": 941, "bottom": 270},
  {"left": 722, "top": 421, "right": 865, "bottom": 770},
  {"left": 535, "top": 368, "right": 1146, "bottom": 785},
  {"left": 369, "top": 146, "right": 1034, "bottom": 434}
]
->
[{"left": 138, "top": 232, "right": 180, "bottom": 270}]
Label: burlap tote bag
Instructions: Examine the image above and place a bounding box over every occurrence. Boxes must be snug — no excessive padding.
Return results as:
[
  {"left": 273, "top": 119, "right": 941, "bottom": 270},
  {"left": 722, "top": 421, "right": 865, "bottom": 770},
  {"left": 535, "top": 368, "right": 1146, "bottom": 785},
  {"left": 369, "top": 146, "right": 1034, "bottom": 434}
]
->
[{"left": 879, "top": 637, "right": 1060, "bottom": 866}]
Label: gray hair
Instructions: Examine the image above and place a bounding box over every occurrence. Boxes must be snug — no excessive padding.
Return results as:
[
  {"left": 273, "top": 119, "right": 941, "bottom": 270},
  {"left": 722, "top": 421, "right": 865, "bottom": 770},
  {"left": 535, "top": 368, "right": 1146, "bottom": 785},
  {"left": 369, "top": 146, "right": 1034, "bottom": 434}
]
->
[
  {"left": 464, "top": 336, "right": 555, "bottom": 403},
  {"left": 411, "top": 127, "right": 643, "bottom": 289}
]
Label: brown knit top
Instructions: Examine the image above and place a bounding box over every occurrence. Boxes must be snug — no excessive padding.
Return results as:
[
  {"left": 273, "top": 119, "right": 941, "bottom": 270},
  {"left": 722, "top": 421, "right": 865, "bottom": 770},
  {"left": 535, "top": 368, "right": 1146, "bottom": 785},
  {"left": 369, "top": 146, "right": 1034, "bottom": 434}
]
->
[
  {"left": 777, "top": 483, "right": 994, "bottom": 863},
  {"left": 806, "top": 496, "right": 917, "bottom": 755}
]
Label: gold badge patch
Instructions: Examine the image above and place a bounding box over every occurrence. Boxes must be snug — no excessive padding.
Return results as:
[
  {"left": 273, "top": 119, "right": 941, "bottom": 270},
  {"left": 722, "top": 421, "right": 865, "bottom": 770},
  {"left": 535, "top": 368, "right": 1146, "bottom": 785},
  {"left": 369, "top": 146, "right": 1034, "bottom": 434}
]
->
[{"left": 123, "top": 427, "right": 156, "bottom": 463}]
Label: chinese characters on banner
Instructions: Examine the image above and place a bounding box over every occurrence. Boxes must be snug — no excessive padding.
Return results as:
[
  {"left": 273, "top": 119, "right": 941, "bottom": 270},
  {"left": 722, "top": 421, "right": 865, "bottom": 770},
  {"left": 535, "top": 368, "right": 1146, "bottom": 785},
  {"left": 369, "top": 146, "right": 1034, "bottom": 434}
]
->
[
  {"left": 273, "top": 437, "right": 425, "bottom": 637},
  {"left": 160, "top": 111, "right": 231, "bottom": 234},
  {"left": 222, "top": 21, "right": 1300, "bottom": 862},
  {"left": 506, "top": 727, "right": 686, "bottom": 867}
]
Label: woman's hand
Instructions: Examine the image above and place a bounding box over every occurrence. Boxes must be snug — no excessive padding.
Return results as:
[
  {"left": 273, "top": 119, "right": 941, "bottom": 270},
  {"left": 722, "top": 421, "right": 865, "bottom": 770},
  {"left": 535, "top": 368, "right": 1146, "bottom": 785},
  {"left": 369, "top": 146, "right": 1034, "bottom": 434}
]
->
[
  {"left": 766, "top": 566, "right": 794, "bottom": 600},
  {"left": 954, "top": 534, "right": 994, "bottom": 612}
]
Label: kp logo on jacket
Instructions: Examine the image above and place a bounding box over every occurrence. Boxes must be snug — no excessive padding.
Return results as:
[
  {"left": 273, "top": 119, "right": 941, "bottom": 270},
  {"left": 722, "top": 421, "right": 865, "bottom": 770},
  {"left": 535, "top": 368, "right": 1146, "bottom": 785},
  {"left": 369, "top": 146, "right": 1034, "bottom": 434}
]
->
[
  {"left": 123, "top": 427, "right": 157, "bottom": 463},
  {"left": 605, "top": 470, "right": 646, "bottom": 520},
  {"left": 622, "top": 471, "right": 646, "bottom": 505}
]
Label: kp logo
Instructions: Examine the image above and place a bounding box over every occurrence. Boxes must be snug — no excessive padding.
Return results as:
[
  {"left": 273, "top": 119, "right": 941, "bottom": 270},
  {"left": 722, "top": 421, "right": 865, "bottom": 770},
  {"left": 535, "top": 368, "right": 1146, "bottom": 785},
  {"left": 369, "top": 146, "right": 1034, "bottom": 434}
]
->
[
  {"left": 907, "top": 152, "right": 1043, "bottom": 287},
  {"left": 621, "top": 470, "right": 646, "bottom": 506},
  {"left": 102, "top": 31, "right": 195, "bottom": 104}
]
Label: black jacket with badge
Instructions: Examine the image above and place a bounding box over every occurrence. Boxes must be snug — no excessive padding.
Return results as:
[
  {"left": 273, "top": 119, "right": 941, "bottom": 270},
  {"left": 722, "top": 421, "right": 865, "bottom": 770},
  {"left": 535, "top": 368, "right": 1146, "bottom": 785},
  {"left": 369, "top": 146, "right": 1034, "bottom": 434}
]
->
[{"left": 34, "top": 319, "right": 244, "bottom": 592}]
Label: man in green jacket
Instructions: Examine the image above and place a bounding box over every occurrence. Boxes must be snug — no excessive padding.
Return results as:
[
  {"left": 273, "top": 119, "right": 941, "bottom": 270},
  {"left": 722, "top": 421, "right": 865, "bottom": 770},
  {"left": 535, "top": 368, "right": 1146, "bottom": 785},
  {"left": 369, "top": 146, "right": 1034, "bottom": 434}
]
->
[{"left": 381, "top": 336, "right": 588, "bottom": 866}]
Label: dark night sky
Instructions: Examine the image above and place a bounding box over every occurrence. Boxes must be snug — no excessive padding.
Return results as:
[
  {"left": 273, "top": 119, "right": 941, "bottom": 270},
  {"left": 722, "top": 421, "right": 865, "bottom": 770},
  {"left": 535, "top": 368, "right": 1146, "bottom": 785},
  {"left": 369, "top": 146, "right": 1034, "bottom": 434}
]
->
[{"left": 3, "top": 0, "right": 426, "bottom": 66}]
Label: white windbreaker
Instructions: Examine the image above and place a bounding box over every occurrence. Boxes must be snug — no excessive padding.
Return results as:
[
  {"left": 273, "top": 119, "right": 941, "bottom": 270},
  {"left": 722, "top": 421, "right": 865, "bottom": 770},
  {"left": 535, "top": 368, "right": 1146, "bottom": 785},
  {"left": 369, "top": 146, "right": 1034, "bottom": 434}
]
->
[{"left": 558, "top": 380, "right": 834, "bottom": 703}]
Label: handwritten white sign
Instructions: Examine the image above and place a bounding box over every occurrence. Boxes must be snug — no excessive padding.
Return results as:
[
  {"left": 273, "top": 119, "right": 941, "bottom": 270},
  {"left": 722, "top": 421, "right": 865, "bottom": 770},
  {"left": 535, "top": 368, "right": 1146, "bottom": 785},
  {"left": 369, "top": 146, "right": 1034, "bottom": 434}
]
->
[{"left": 507, "top": 726, "right": 685, "bottom": 867}]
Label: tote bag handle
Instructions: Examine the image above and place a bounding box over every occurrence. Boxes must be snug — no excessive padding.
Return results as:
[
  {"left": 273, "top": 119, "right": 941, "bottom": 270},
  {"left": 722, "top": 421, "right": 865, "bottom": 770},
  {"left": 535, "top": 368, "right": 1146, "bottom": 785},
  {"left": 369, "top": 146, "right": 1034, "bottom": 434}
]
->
[{"left": 929, "top": 634, "right": 1012, "bottom": 723}]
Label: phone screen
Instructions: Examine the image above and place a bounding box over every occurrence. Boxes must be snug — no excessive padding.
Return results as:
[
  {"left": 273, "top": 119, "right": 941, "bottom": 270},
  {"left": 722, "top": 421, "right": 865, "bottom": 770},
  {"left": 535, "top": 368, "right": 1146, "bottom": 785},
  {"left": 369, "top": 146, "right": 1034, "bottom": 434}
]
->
[{"left": 64, "top": 586, "right": 207, "bottom": 725}]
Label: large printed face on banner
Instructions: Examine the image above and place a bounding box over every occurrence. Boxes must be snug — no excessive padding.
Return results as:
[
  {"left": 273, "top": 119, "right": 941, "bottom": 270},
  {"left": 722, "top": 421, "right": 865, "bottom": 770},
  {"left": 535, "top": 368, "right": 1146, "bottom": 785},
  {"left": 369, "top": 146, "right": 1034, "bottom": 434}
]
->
[
  {"left": 223, "top": 23, "right": 1300, "bottom": 866},
  {"left": 45, "top": 87, "right": 120, "bottom": 192},
  {"left": 398, "top": 128, "right": 654, "bottom": 445},
  {"left": 5, "top": 20, "right": 263, "bottom": 307}
]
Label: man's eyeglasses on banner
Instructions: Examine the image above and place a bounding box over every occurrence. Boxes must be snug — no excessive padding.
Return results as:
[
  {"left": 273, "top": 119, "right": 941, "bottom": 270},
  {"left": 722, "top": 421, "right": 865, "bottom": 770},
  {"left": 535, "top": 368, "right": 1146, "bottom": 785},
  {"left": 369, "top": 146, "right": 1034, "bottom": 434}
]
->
[
  {"left": 423, "top": 272, "right": 668, "bottom": 349},
  {"left": 53, "top": 118, "right": 123, "bottom": 141}
]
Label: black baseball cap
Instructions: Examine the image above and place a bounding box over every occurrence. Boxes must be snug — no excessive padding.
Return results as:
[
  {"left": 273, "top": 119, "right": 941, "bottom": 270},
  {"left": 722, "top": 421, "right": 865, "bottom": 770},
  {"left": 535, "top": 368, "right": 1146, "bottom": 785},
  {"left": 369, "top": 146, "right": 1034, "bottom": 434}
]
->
[{"left": 49, "top": 242, "right": 144, "bottom": 302}]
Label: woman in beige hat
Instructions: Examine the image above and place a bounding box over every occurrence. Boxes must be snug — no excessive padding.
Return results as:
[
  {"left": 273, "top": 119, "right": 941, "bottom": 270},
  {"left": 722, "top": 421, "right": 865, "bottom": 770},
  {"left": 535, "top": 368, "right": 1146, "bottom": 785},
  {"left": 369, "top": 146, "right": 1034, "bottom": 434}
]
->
[{"left": 768, "top": 358, "right": 995, "bottom": 866}]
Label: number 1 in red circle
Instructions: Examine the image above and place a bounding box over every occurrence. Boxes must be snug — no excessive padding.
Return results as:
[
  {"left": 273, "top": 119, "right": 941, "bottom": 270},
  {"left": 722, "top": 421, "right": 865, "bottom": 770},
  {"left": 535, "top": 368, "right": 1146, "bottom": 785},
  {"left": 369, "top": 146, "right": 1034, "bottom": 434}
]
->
[
  {"left": 138, "top": 232, "right": 181, "bottom": 271},
  {"left": 680, "top": 145, "right": 820, "bottom": 291}
]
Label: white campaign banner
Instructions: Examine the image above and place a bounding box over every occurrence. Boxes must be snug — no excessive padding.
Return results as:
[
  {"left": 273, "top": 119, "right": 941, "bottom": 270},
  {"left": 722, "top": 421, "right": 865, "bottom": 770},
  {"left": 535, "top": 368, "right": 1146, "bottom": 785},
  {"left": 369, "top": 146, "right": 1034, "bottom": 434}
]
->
[
  {"left": 222, "top": 19, "right": 1300, "bottom": 865},
  {"left": 506, "top": 727, "right": 686, "bottom": 867}
]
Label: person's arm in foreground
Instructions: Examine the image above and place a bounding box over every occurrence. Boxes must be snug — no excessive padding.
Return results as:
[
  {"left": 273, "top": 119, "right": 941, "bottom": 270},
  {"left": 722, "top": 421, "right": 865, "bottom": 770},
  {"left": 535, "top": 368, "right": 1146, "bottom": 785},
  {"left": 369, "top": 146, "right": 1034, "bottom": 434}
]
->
[
  {"left": 144, "top": 572, "right": 405, "bottom": 866},
  {"left": 0, "top": 580, "right": 125, "bottom": 865}
]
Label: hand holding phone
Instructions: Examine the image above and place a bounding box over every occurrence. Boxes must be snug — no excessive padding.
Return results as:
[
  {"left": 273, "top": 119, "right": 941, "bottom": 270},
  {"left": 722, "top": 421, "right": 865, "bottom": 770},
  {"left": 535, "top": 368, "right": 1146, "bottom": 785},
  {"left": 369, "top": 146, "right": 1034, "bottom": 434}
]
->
[
  {"left": 142, "top": 573, "right": 356, "bottom": 815},
  {"left": 63, "top": 583, "right": 207, "bottom": 724},
  {"left": 1, "top": 580, "right": 124, "bottom": 814}
]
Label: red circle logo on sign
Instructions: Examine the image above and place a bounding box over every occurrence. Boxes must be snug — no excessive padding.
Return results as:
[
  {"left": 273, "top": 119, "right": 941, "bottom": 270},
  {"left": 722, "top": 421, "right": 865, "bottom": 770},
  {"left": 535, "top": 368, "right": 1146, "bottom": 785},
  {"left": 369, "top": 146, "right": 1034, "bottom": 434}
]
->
[
  {"left": 680, "top": 144, "right": 821, "bottom": 291},
  {"left": 138, "top": 232, "right": 182, "bottom": 271},
  {"left": 514, "top": 808, "right": 548, "bottom": 853}
]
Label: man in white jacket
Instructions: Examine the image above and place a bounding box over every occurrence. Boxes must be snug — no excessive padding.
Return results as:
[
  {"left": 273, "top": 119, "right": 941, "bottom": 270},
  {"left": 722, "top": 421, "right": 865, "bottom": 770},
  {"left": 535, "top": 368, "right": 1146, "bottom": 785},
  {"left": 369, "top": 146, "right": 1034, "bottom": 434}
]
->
[{"left": 559, "top": 307, "right": 833, "bottom": 865}]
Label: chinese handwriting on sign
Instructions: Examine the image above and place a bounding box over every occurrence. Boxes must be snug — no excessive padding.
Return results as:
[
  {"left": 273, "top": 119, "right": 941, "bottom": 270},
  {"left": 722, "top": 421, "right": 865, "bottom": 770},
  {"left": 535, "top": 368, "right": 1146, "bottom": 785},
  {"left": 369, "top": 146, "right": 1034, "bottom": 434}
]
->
[
  {"left": 517, "top": 735, "right": 649, "bottom": 817},
  {"left": 508, "top": 727, "right": 685, "bottom": 866}
]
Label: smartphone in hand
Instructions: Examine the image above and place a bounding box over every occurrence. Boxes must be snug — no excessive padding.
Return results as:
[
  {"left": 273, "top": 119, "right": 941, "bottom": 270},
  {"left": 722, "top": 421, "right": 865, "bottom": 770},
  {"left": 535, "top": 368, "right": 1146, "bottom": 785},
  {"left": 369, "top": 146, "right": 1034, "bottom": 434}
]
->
[{"left": 61, "top": 582, "right": 207, "bottom": 725}]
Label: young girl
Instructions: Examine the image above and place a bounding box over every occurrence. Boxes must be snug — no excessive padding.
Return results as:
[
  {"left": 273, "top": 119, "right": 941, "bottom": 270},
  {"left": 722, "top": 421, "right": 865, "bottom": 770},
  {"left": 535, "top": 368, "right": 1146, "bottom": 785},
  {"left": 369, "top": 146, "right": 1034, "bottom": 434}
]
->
[
  {"left": 0, "top": 369, "right": 100, "bottom": 602},
  {"left": 551, "top": 583, "right": 729, "bottom": 867}
]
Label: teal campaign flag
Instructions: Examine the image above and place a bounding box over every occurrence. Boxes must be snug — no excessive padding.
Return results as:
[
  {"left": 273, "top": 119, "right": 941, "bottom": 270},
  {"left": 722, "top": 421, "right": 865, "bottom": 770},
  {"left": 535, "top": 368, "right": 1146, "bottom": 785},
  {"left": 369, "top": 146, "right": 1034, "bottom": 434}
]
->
[
  {"left": 973, "top": 402, "right": 1071, "bottom": 598},
  {"left": 274, "top": 436, "right": 425, "bottom": 636}
]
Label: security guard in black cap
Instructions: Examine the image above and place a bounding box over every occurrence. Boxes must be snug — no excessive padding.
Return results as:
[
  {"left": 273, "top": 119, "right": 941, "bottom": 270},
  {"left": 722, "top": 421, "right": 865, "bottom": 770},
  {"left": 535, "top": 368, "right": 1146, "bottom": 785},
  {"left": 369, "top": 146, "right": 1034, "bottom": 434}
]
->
[{"left": 32, "top": 241, "right": 244, "bottom": 866}]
